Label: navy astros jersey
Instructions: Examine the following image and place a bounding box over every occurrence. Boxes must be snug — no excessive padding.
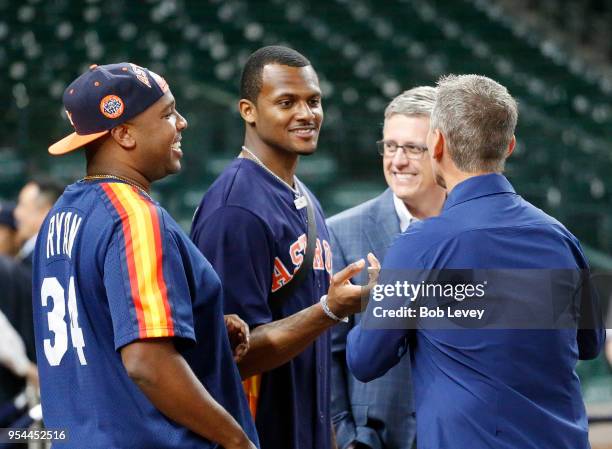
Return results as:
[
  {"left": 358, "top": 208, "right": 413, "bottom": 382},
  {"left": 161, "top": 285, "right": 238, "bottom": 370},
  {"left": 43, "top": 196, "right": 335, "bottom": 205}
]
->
[
  {"left": 32, "top": 179, "right": 258, "bottom": 449},
  {"left": 191, "top": 158, "right": 333, "bottom": 449}
]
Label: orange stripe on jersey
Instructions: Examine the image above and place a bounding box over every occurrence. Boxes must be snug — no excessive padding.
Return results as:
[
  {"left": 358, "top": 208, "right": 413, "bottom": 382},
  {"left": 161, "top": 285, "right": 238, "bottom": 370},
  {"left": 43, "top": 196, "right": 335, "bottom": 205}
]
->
[
  {"left": 101, "top": 183, "right": 147, "bottom": 336},
  {"left": 242, "top": 375, "right": 261, "bottom": 419},
  {"left": 102, "top": 183, "right": 174, "bottom": 338}
]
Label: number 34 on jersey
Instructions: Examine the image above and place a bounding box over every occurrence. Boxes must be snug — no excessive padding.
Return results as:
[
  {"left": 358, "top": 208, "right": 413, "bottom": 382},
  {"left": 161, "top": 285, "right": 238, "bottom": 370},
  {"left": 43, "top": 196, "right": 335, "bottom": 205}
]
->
[{"left": 40, "top": 275, "right": 87, "bottom": 367}]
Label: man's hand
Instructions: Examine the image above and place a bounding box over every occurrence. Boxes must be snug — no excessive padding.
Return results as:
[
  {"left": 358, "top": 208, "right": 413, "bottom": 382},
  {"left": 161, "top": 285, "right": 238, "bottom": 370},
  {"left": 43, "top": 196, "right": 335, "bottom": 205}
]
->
[
  {"left": 235, "top": 253, "right": 380, "bottom": 378},
  {"left": 225, "top": 314, "right": 250, "bottom": 362},
  {"left": 326, "top": 253, "right": 380, "bottom": 319}
]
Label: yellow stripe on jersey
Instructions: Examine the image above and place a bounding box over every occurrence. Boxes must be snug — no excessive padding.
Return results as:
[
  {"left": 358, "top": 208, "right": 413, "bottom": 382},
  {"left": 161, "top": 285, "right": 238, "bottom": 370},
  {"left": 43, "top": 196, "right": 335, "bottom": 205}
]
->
[{"left": 105, "top": 183, "right": 173, "bottom": 337}]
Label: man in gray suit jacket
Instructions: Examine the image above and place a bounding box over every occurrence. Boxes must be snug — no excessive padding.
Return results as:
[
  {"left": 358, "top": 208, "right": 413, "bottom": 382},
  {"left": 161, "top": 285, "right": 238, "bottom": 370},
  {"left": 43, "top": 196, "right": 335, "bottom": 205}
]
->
[{"left": 328, "top": 87, "right": 446, "bottom": 449}]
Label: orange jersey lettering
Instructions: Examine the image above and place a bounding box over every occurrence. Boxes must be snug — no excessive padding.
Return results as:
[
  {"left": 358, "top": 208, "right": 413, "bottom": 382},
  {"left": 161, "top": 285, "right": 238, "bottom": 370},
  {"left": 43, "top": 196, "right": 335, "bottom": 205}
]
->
[{"left": 271, "top": 257, "right": 293, "bottom": 292}]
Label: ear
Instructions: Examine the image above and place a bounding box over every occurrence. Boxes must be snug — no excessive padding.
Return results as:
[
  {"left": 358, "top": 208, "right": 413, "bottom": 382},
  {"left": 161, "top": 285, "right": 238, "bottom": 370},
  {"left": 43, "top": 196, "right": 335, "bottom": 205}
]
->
[
  {"left": 109, "top": 124, "right": 136, "bottom": 150},
  {"left": 506, "top": 135, "right": 516, "bottom": 158},
  {"left": 238, "top": 99, "right": 257, "bottom": 126},
  {"left": 431, "top": 129, "right": 445, "bottom": 162}
]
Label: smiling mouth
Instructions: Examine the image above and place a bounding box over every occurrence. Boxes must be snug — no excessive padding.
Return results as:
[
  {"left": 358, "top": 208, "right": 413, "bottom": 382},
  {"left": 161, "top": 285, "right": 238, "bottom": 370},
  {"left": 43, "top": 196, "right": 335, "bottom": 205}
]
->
[
  {"left": 171, "top": 141, "right": 182, "bottom": 155},
  {"left": 393, "top": 172, "right": 418, "bottom": 181},
  {"left": 289, "top": 127, "right": 318, "bottom": 138}
]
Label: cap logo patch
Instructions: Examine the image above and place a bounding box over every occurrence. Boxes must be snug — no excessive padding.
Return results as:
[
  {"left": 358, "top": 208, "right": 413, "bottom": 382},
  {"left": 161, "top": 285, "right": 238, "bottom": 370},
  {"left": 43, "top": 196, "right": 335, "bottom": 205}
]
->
[
  {"left": 100, "top": 95, "right": 124, "bottom": 119},
  {"left": 130, "top": 63, "right": 151, "bottom": 88}
]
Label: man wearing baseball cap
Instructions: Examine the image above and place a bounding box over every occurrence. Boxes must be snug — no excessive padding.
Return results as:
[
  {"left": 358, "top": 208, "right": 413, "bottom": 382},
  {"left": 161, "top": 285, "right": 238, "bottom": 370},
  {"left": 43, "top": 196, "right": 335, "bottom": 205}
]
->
[{"left": 33, "top": 63, "right": 258, "bottom": 449}]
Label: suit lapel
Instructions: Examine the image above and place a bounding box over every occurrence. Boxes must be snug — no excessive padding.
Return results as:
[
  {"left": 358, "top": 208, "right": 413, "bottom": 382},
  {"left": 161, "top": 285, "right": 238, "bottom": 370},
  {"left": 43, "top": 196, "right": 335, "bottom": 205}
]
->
[{"left": 365, "top": 188, "right": 400, "bottom": 259}]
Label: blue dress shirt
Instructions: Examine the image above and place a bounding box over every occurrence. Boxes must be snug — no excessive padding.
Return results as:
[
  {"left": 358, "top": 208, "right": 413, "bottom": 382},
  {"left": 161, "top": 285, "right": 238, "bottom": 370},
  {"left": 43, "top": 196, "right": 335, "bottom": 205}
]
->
[{"left": 347, "top": 174, "right": 605, "bottom": 449}]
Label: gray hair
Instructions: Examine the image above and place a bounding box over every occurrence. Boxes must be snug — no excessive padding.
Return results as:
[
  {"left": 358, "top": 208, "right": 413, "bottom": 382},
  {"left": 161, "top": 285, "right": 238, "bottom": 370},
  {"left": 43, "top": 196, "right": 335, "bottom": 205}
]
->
[
  {"left": 384, "top": 86, "right": 437, "bottom": 119},
  {"left": 430, "top": 74, "right": 518, "bottom": 173}
]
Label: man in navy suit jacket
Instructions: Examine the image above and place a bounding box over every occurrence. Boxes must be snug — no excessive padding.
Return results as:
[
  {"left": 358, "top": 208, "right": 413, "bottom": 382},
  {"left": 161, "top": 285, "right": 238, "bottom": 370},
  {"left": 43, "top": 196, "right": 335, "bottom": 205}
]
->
[
  {"left": 347, "top": 75, "right": 605, "bottom": 449},
  {"left": 327, "top": 87, "right": 446, "bottom": 449}
]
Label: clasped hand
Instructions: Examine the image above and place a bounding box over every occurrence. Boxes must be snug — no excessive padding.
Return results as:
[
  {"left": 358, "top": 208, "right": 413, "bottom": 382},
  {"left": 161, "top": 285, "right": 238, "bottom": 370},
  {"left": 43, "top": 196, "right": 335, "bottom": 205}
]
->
[
  {"left": 224, "top": 314, "right": 250, "bottom": 362},
  {"left": 326, "top": 252, "right": 380, "bottom": 319}
]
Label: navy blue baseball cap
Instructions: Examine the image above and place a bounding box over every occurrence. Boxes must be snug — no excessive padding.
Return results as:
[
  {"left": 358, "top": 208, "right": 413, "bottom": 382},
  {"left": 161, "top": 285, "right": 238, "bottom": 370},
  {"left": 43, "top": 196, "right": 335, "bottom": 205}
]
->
[{"left": 49, "top": 62, "right": 169, "bottom": 155}]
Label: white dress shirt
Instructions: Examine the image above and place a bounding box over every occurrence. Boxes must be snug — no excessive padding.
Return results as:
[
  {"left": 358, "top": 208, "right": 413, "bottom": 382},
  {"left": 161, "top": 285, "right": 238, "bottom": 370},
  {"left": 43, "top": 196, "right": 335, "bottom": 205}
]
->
[
  {"left": 17, "top": 234, "right": 37, "bottom": 261},
  {"left": 393, "top": 194, "right": 417, "bottom": 232}
]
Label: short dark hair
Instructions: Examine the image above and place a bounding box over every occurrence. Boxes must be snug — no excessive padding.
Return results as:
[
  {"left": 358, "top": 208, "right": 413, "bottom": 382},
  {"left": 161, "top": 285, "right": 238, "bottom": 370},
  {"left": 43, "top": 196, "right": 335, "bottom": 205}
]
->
[
  {"left": 240, "top": 46, "right": 311, "bottom": 103},
  {"left": 29, "top": 177, "right": 64, "bottom": 207}
]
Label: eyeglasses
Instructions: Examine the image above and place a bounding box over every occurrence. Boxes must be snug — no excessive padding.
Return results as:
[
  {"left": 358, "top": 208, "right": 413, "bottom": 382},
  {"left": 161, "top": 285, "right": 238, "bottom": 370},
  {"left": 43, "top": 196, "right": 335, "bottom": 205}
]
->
[{"left": 376, "top": 140, "right": 428, "bottom": 159}]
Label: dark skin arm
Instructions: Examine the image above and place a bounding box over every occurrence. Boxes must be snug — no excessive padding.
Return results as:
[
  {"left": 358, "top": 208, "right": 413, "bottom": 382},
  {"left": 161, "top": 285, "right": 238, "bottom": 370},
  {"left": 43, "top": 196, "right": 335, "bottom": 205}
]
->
[
  {"left": 121, "top": 339, "right": 256, "bottom": 449},
  {"left": 239, "top": 254, "right": 379, "bottom": 379}
]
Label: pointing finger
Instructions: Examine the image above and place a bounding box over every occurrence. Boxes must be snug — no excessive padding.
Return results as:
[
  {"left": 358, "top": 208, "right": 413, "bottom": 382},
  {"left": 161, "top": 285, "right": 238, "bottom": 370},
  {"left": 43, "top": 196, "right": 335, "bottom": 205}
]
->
[{"left": 332, "top": 258, "right": 365, "bottom": 286}]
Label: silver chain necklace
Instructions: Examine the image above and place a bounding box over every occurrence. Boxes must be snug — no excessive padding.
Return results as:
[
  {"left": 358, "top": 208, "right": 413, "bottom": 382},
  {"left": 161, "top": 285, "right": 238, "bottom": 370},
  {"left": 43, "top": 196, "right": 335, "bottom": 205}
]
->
[{"left": 240, "top": 146, "right": 300, "bottom": 197}]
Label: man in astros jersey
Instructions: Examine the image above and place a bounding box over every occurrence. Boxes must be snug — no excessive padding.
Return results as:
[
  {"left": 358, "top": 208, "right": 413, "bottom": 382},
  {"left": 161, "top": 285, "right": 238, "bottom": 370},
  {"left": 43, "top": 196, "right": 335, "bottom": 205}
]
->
[
  {"left": 33, "top": 63, "right": 258, "bottom": 449},
  {"left": 191, "top": 46, "right": 379, "bottom": 449}
]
